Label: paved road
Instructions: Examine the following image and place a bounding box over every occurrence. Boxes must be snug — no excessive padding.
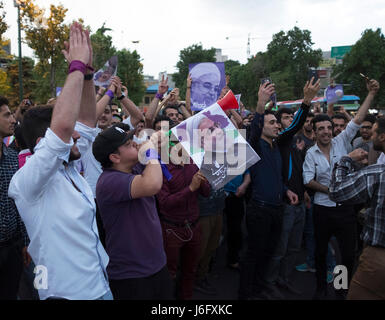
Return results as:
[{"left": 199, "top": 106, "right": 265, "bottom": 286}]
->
[{"left": 192, "top": 234, "right": 343, "bottom": 300}]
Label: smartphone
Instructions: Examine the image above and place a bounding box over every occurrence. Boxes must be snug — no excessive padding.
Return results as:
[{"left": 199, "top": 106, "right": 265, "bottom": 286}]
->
[
  {"left": 261, "top": 77, "right": 276, "bottom": 106},
  {"left": 308, "top": 69, "right": 319, "bottom": 85}
]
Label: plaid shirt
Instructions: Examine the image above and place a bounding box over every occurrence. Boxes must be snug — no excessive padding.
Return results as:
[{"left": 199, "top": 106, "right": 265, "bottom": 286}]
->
[
  {"left": 329, "top": 156, "right": 385, "bottom": 247},
  {"left": 0, "top": 143, "right": 28, "bottom": 246}
]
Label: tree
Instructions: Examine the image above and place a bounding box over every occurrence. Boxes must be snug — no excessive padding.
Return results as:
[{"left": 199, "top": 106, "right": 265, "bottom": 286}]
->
[
  {"left": 333, "top": 28, "right": 385, "bottom": 107},
  {"left": 0, "top": 1, "right": 11, "bottom": 97},
  {"left": 173, "top": 44, "right": 216, "bottom": 99},
  {"left": 20, "top": 0, "right": 70, "bottom": 98},
  {"left": 265, "top": 27, "right": 322, "bottom": 99},
  {"left": 6, "top": 57, "right": 36, "bottom": 106},
  {"left": 116, "top": 48, "right": 145, "bottom": 105},
  {"left": 91, "top": 24, "right": 117, "bottom": 71}
]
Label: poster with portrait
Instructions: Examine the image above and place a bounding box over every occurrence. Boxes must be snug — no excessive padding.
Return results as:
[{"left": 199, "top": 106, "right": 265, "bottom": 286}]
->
[
  {"left": 189, "top": 62, "right": 226, "bottom": 111},
  {"left": 93, "top": 56, "right": 118, "bottom": 88},
  {"left": 325, "top": 84, "right": 344, "bottom": 104},
  {"left": 171, "top": 103, "right": 260, "bottom": 190}
]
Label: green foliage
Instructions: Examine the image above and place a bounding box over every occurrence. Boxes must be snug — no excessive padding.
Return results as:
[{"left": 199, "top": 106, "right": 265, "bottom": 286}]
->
[
  {"left": 265, "top": 26, "right": 322, "bottom": 99},
  {"left": 91, "top": 24, "right": 117, "bottom": 71},
  {"left": 333, "top": 28, "right": 385, "bottom": 107},
  {"left": 0, "top": 0, "right": 7, "bottom": 40},
  {"left": 173, "top": 44, "right": 216, "bottom": 99},
  {"left": 116, "top": 49, "right": 145, "bottom": 105},
  {"left": 6, "top": 57, "right": 36, "bottom": 106}
]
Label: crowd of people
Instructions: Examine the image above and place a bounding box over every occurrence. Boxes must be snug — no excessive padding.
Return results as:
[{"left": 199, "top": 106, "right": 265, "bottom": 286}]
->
[{"left": 1, "top": 22, "right": 384, "bottom": 301}]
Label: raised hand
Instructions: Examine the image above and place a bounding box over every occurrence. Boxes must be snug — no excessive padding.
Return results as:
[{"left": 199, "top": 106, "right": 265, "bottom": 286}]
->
[
  {"left": 62, "top": 22, "right": 90, "bottom": 65},
  {"left": 348, "top": 148, "right": 368, "bottom": 162},
  {"left": 303, "top": 77, "right": 321, "bottom": 105},
  {"left": 258, "top": 82, "right": 275, "bottom": 106},
  {"left": 367, "top": 79, "right": 380, "bottom": 95},
  {"left": 158, "top": 75, "right": 169, "bottom": 95}
]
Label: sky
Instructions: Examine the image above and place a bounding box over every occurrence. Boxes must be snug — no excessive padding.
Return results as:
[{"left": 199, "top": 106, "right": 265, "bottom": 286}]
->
[{"left": 3, "top": 0, "right": 385, "bottom": 78}]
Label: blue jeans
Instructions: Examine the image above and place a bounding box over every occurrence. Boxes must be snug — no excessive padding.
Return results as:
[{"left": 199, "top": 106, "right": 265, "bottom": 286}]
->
[
  {"left": 303, "top": 200, "right": 336, "bottom": 271},
  {"left": 267, "top": 203, "right": 306, "bottom": 284}
]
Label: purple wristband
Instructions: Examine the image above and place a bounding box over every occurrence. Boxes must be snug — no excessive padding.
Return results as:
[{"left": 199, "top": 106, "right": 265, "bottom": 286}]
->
[
  {"left": 145, "top": 149, "right": 159, "bottom": 161},
  {"left": 68, "top": 60, "right": 86, "bottom": 75},
  {"left": 105, "top": 90, "right": 114, "bottom": 100},
  {"left": 155, "top": 93, "right": 164, "bottom": 100}
]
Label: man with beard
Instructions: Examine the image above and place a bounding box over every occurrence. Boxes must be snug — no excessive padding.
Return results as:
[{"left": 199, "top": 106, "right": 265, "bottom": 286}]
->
[
  {"left": 352, "top": 114, "right": 376, "bottom": 152},
  {"left": 329, "top": 113, "right": 385, "bottom": 300},
  {"left": 303, "top": 79, "right": 379, "bottom": 300},
  {"left": 8, "top": 23, "right": 112, "bottom": 300}
]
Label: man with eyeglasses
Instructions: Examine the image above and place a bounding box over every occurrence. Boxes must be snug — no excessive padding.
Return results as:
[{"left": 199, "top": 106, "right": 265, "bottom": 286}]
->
[
  {"left": 352, "top": 114, "right": 376, "bottom": 152},
  {"left": 190, "top": 63, "right": 222, "bottom": 110}
]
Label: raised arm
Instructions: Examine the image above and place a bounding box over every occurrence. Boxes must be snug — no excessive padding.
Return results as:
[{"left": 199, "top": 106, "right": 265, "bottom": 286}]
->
[
  {"left": 95, "top": 80, "right": 116, "bottom": 123},
  {"left": 185, "top": 74, "right": 192, "bottom": 114},
  {"left": 145, "top": 75, "right": 168, "bottom": 128},
  {"left": 51, "top": 23, "right": 90, "bottom": 143},
  {"left": 115, "top": 81, "right": 144, "bottom": 127},
  {"left": 77, "top": 30, "right": 97, "bottom": 128},
  {"left": 353, "top": 79, "right": 380, "bottom": 125}
]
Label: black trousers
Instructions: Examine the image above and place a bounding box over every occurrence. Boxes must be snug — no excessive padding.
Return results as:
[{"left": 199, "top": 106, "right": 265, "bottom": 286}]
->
[
  {"left": 109, "top": 265, "right": 173, "bottom": 300},
  {"left": 0, "top": 239, "right": 23, "bottom": 300},
  {"left": 224, "top": 193, "right": 245, "bottom": 265},
  {"left": 313, "top": 204, "right": 357, "bottom": 290},
  {"left": 239, "top": 200, "right": 283, "bottom": 299}
]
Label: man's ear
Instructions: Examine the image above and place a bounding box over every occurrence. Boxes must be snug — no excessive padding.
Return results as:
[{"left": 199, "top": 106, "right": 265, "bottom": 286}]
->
[{"left": 109, "top": 153, "right": 120, "bottom": 165}]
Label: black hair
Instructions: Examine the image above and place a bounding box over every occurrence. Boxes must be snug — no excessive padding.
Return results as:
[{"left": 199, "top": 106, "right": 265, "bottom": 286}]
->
[
  {"left": 363, "top": 114, "right": 376, "bottom": 125},
  {"left": 276, "top": 108, "right": 294, "bottom": 124},
  {"left": 153, "top": 115, "right": 174, "bottom": 130},
  {"left": 331, "top": 113, "right": 348, "bottom": 123},
  {"left": 375, "top": 118, "right": 385, "bottom": 135},
  {"left": 312, "top": 114, "right": 332, "bottom": 131},
  {"left": 307, "top": 112, "right": 315, "bottom": 119},
  {"left": 163, "top": 105, "right": 179, "bottom": 115},
  {"left": 264, "top": 110, "right": 276, "bottom": 117},
  {"left": 21, "top": 106, "right": 54, "bottom": 153},
  {"left": 0, "top": 96, "right": 9, "bottom": 109},
  {"left": 14, "top": 124, "right": 28, "bottom": 151}
]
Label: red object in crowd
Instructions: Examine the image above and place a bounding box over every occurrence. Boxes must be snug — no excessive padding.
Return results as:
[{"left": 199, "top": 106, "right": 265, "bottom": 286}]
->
[{"left": 217, "top": 90, "right": 239, "bottom": 111}]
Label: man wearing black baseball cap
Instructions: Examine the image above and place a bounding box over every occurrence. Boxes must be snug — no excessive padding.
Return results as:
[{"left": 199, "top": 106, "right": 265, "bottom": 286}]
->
[{"left": 93, "top": 127, "right": 172, "bottom": 300}]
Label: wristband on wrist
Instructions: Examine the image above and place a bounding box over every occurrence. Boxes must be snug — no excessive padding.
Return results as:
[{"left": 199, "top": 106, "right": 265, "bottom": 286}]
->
[
  {"left": 105, "top": 90, "right": 114, "bottom": 100},
  {"left": 155, "top": 93, "right": 164, "bottom": 100},
  {"left": 84, "top": 73, "right": 94, "bottom": 81},
  {"left": 68, "top": 60, "right": 87, "bottom": 75},
  {"left": 117, "top": 94, "right": 126, "bottom": 101},
  {"left": 145, "top": 149, "right": 159, "bottom": 161},
  {"left": 145, "top": 149, "right": 172, "bottom": 181}
]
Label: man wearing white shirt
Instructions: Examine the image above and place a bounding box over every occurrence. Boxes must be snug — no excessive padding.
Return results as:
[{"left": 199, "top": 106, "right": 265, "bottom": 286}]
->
[
  {"left": 8, "top": 23, "right": 112, "bottom": 300},
  {"left": 303, "top": 79, "right": 380, "bottom": 300}
]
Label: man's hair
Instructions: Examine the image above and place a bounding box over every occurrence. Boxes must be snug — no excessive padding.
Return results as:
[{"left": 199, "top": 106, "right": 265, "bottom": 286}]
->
[
  {"left": 307, "top": 112, "right": 315, "bottom": 119},
  {"left": 264, "top": 110, "right": 276, "bottom": 117},
  {"left": 312, "top": 114, "right": 332, "bottom": 131},
  {"left": 0, "top": 96, "right": 9, "bottom": 110},
  {"left": 375, "top": 118, "right": 385, "bottom": 135},
  {"left": 163, "top": 105, "right": 179, "bottom": 116},
  {"left": 14, "top": 124, "right": 28, "bottom": 150},
  {"left": 276, "top": 108, "right": 294, "bottom": 124},
  {"left": 363, "top": 114, "right": 376, "bottom": 124},
  {"left": 331, "top": 113, "right": 348, "bottom": 123},
  {"left": 21, "top": 105, "right": 54, "bottom": 153},
  {"left": 153, "top": 115, "right": 173, "bottom": 130}
]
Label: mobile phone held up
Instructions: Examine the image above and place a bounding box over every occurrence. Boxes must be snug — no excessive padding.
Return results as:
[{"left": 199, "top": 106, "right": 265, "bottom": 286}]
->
[
  {"left": 261, "top": 77, "right": 277, "bottom": 106},
  {"left": 308, "top": 69, "right": 319, "bottom": 85}
]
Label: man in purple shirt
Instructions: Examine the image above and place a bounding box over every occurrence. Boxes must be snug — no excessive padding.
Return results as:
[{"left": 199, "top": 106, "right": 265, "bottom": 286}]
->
[
  {"left": 157, "top": 154, "right": 211, "bottom": 300},
  {"left": 93, "top": 124, "right": 172, "bottom": 300}
]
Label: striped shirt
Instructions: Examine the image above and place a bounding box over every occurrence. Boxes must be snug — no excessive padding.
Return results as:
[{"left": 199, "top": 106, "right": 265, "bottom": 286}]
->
[
  {"left": 329, "top": 156, "right": 385, "bottom": 247},
  {"left": 0, "top": 143, "right": 28, "bottom": 246}
]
